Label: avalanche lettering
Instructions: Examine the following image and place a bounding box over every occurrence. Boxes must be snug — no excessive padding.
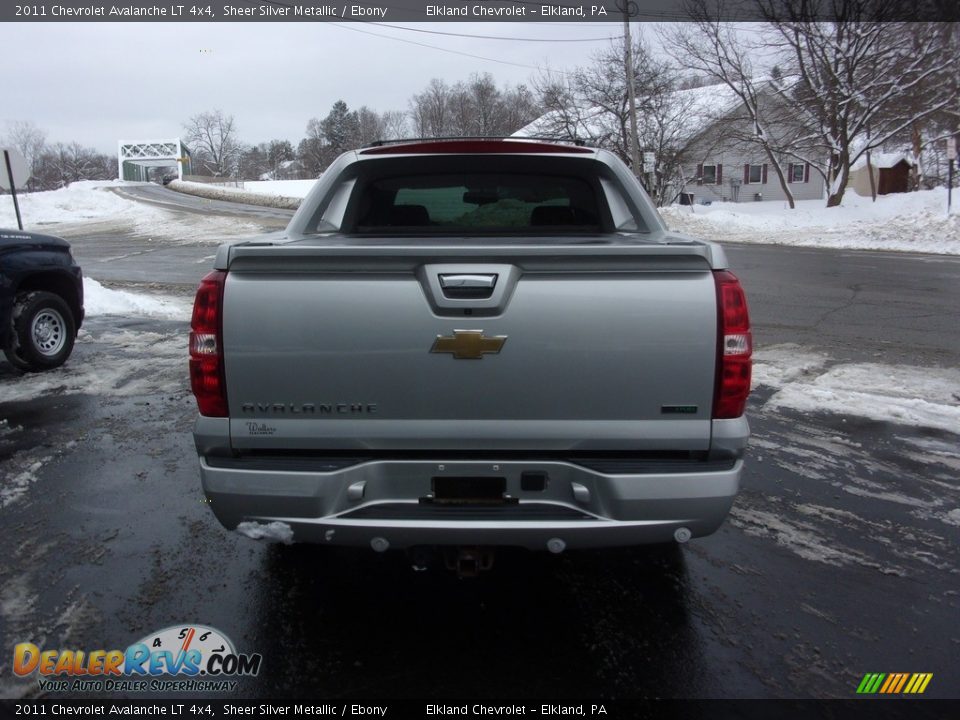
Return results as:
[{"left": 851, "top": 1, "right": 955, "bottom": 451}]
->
[{"left": 109, "top": 5, "right": 169, "bottom": 16}]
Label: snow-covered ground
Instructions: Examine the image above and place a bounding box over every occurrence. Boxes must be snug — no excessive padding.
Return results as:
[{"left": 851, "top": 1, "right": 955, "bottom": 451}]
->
[
  {"left": 83, "top": 277, "right": 190, "bottom": 320},
  {"left": 242, "top": 179, "right": 316, "bottom": 198},
  {"left": 752, "top": 344, "right": 960, "bottom": 434},
  {"left": 0, "top": 180, "right": 141, "bottom": 225},
  {"left": 1, "top": 181, "right": 265, "bottom": 242},
  {"left": 662, "top": 187, "right": 960, "bottom": 255}
]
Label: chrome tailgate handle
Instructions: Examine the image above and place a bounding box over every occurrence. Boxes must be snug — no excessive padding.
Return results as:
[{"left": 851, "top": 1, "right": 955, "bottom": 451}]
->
[{"left": 439, "top": 274, "right": 498, "bottom": 289}]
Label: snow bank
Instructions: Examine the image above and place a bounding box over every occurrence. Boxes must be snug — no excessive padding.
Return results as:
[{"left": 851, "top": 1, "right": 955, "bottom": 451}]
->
[
  {"left": 753, "top": 344, "right": 960, "bottom": 434},
  {"left": 167, "top": 180, "right": 301, "bottom": 210},
  {"left": 83, "top": 278, "right": 190, "bottom": 320},
  {"left": 0, "top": 181, "right": 156, "bottom": 227},
  {"left": 661, "top": 187, "right": 960, "bottom": 255},
  {"left": 242, "top": 179, "right": 316, "bottom": 199}
]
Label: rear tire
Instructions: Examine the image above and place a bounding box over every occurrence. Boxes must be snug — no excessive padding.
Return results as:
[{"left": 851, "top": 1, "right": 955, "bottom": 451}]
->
[{"left": 4, "top": 291, "right": 77, "bottom": 372}]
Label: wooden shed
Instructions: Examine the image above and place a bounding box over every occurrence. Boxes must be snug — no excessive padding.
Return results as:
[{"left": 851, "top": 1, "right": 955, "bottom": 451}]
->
[{"left": 849, "top": 153, "right": 914, "bottom": 197}]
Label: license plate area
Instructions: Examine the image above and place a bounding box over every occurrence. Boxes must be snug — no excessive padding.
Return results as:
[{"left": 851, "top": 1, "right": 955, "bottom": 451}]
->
[{"left": 427, "top": 476, "right": 514, "bottom": 505}]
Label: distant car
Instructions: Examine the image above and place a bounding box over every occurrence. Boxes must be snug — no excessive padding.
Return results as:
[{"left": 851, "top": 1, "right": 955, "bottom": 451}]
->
[
  {"left": 1, "top": 229, "right": 84, "bottom": 372},
  {"left": 162, "top": 175, "right": 176, "bottom": 186}
]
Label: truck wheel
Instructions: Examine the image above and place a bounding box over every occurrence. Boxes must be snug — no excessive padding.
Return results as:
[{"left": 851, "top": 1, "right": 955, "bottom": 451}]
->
[{"left": 4, "top": 291, "right": 77, "bottom": 372}]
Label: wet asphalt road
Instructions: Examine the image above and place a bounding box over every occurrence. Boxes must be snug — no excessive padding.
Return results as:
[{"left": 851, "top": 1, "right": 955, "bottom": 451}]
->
[{"left": 0, "top": 190, "right": 958, "bottom": 701}]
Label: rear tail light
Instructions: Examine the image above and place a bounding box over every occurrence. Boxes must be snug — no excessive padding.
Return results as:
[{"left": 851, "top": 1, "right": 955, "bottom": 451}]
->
[
  {"left": 713, "top": 270, "right": 752, "bottom": 419},
  {"left": 190, "top": 270, "right": 228, "bottom": 417}
]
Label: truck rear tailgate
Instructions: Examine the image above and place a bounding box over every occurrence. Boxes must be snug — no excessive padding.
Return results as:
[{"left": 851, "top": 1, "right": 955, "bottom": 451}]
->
[{"left": 221, "top": 243, "right": 718, "bottom": 452}]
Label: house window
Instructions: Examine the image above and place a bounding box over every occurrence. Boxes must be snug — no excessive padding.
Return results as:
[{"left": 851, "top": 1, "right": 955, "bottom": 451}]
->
[
  {"left": 702, "top": 164, "right": 717, "bottom": 184},
  {"left": 747, "top": 164, "right": 763, "bottom": 184},
  {"left": 789, "top": 163, "right": 805, "bottom": 183}
]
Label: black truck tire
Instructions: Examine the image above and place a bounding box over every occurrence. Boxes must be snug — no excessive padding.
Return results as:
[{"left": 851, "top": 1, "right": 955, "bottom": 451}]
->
[{"left": 4, "top": 291, "right": 77, "bottom": 372}]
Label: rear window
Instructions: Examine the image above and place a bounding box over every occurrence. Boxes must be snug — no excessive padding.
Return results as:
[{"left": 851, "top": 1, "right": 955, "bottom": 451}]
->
[
  {"left": 355, "top": 174, "right": 600, "bottom": 234},
  {"left": 296, "top": 154, "right": 653, "bottom": 236}
]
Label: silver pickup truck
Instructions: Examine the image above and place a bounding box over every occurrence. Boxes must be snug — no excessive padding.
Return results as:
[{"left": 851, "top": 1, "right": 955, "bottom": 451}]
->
[{"left": 191, "top": 139, "right": 751, "bottom": 571}]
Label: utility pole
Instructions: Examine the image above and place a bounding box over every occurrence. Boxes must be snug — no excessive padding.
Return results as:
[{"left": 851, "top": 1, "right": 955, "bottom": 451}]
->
[{"left": 621, "top": 2, "right": 642, "bottom": 183}]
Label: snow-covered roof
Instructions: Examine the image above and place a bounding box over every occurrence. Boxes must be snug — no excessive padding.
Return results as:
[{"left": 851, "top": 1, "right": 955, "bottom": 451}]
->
[
  {"left": 850, "top": 152, "right": 914, "bottom": 171},
  {"left": 513, "top": 81, "right": 746, "bottom": 145},
  {"left": 667, "top": 82, "right": 745, "bottom": 142}
]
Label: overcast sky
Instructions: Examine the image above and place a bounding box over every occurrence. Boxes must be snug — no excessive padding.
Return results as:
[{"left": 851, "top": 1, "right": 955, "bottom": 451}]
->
[{"left": 2, "top": 22, "right": 641, "bottom": 154}]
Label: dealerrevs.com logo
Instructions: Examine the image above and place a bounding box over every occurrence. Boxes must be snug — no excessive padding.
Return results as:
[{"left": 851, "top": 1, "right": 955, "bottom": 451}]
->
[{"left": 13, "top": 624, "right": 261, "bottom": 693}]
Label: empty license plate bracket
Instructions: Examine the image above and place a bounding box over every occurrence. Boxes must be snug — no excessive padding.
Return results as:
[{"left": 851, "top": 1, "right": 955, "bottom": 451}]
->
[{"left": 427, "top": 476, "right": 514, "bottom": 505}]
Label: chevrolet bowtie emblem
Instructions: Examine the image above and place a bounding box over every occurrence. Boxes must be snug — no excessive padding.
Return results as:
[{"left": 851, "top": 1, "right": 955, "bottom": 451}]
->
[{"left": 431, "top": 330, "right": 507, "bottom": 359}]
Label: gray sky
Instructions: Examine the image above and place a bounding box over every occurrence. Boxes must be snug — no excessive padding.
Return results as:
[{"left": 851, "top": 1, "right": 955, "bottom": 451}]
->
[{"left": 3, "top": 22, "right": 632, "bottom": 154}]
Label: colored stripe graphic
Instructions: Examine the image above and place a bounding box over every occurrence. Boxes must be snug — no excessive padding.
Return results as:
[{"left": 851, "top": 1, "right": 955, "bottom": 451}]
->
[
  {"left": 893, "top": 673, "right": 910, "bottom": 693},
  {"left": 857, "top": 673, "right": 886, "bottom": 694},
  {"left": 856, "top": 673, "right": 932, "bottom": 695},
  {"left": 905, "top": 673, "right": 934, "bottom": 694}
]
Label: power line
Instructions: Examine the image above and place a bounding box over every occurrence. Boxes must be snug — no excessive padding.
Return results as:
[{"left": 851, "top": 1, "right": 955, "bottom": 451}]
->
[
  {"left": 326, "top": 22, "right": 575, "bottom": 74},
  {"left": 367, "top": 22, "right": 622, "bottom": 43}
]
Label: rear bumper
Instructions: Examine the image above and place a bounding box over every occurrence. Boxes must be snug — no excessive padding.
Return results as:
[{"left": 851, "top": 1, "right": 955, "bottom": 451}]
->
[{"left": 199, "top": 455, "right": 742, "bottom": 551}]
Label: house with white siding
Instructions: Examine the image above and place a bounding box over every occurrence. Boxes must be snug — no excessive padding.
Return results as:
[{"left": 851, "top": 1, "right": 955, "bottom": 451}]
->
[
  {"left": 516, "top": 81, "right": 826, "bottom": 205},
  {"left": 670, "top": 82, "right": 824, "bottom": 205}
]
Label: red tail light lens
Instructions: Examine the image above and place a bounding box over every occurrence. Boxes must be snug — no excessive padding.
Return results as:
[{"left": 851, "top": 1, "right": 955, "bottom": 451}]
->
[
  {"left": 713, "top": 270, "right": 752, "bottom": 419},
  {"left": 189, "top": 270, "right": 228, "bottom": 417}
]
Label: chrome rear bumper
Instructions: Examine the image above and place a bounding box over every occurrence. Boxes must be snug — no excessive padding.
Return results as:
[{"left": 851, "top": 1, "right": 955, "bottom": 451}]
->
[{"left": 200, "top": 456, "right": 741, "bottom": 551}]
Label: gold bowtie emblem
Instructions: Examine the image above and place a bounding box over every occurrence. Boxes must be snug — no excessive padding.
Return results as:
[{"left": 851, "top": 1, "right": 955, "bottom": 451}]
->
[{"left": 430, "top": 330, "right": 507, "bottom": 359}]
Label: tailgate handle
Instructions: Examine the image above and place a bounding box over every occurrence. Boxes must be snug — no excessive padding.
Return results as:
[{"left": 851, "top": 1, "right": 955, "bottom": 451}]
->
[{"left": 439, "top": 273, "right": 498, "bottom": 299}]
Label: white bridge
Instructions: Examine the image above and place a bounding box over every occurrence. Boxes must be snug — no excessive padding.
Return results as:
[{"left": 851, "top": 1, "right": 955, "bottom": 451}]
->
[{"left": 117, "top": 138, "right": 192, "bottom": 182}]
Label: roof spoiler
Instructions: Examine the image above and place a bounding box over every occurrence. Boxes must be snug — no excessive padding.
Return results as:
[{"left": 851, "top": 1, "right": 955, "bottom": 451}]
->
[{"left": 364, "top": 136, "right": 589, "bottom": 148}]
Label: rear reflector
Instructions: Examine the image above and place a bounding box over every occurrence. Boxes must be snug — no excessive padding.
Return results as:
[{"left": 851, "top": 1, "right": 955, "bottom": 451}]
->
[
  {"left": 189, "top": 270, "right": 228, "bottom": 417},
  {"left": 713, "top": 271, "right": 752, "bottom": 419}
]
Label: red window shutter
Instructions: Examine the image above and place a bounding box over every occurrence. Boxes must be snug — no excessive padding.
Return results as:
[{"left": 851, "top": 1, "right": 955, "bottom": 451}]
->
[
  {"left": 787, "top": 163, "right": 793, "bottom": 184},
  {"left": 742, "top": 164, "right": 749, "bottom": 183},
  {"left": 697, "top": 163, "right": 703, "bottom": 186},
  {"left": 717, "top": 164, "right": 723, "bottom": 184},
  {"left": 804, "top": 163, "right": 810, "bottom": 183},
  {"left": 762, "top": 164, "right": 768, "bottom": 184}
]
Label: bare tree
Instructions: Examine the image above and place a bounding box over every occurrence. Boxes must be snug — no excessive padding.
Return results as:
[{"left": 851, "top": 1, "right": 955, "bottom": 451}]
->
[
  {"left": 34, "top": 142, "right": 113, "bottom": 189},
  {"left": 531, "top": 70, "right": 601, "bottom": 143},
  {"left": 497, "top": 84, "right": 540, "bottom": 136},
  {"left": 182, "top": 109, "right": 241, "bottom": 177},
  {"left": 666, "top": 5, "right": 798, "bottom": 207},
  {"left": 2, "top": 120, "right": 47, "bottom": 190},
  {"left": 468, "top": 73, "right": 501, "bottom": 136},
  {"left": 380, "top": 111, "right": 409, "bottom": 140},
  {"left": 447, "top": 81, "right": 474, "bottom": 137},
  {"left": 533, "top": 36, "right": 675, "bottom": 173},
  {"left": 759, "top": 1, "right": 955, "bottom": 206},
  {"left": 410, "top": 79, "right": 452, "bottom": 136},
  {"left": 355, "top": 106, "right": 385, "bottom": 147},
  {"left": 530, "top": 35, "right": 699, "bottom": 204}
]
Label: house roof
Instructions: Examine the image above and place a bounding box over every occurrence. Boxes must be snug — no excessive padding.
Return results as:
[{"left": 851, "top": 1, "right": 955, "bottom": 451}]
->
[
  {"left": 850, "top": 152, "right": 915, "bottom": 171},
  {"left": 513, "top": 81, "right": 746, "bottom": 145}
]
